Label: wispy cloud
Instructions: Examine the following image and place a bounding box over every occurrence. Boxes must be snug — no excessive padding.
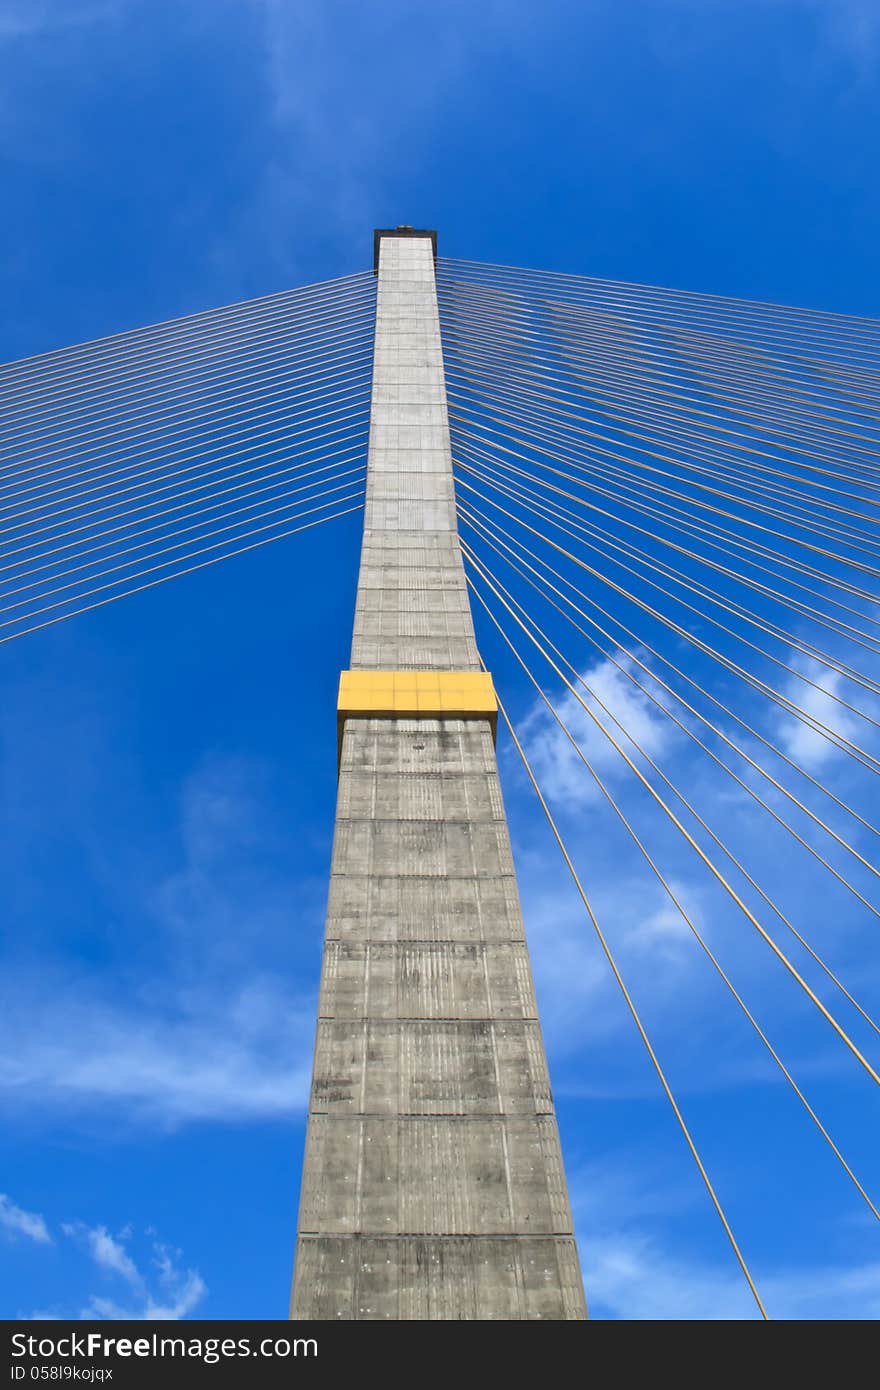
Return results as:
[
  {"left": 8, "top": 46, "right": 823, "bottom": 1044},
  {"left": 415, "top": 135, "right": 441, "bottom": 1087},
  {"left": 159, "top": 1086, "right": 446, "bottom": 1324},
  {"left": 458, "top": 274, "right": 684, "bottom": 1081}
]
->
[
  {"left": 63, "top": 1223, "right": 142, "bottom": 1288},
  {"left": 0, "top": 754, "right": 320, "bottom": 1126},
  {"left": 519, "top": 857, "right": 715, "bottom": 1073},
  {"left": 519, "top": 652, "right": 676, "bottom": 807},
  {"left": 0, "top": 1194, "right": 51, "bottom": 1245},
  {"left": 81, "top": 1267, "right": 206, "bottom": 1322},
  {"left": 801, "top": 0, "right": 880, "bottom": 76},
  {"left": 0, "top": 974, "right": 314, "bottom": 1124},
  {"left": 0, "top": 1, "right": 122, "bottom": 39},
  {"left": 776, "top": 656, "right": 869, "bottom": 770},
  {"left": 583, "top": 1229, "right": 880, "bottom": 1320},
  {"left": 76, "top": 1228, "right": 206, "bottom": 1321},
  {"left": 31, "top": 1220, "right": 206, "bottom": 1322},
  {"left": 1, "top": 1190, "right": 205, "bottom": 1322},
  {"left": 569, "top": 1156, "right": 880, "bottom": 1319},
  {"left": 625, "top": 878, "right": 704, "bottom": 959},
  {"left": 504, "top": 630, "right": 880, "bottom": 1106}
]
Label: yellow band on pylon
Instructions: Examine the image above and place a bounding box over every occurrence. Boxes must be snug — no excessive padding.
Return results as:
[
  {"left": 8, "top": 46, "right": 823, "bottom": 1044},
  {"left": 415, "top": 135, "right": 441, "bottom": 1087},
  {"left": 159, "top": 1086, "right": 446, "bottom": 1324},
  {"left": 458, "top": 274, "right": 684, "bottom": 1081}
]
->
[{"left": 337, "top": 669, "right": 498, "bottom": 758}]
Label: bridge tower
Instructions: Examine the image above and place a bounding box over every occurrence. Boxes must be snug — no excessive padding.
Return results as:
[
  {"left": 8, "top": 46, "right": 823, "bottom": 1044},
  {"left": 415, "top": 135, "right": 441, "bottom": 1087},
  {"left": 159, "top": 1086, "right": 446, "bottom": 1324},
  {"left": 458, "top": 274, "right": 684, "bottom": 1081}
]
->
[{"left": 290, "top": 229, "right": 586, "bottom": 1320}]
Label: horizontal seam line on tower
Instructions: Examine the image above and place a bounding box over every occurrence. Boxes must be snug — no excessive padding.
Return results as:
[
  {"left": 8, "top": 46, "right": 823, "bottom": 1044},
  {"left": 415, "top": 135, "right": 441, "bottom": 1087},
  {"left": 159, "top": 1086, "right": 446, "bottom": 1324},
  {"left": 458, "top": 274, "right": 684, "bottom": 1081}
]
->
[
  {"left": 295, "top": 1232, "right": 576, "bottom": 1240},
  {"left": 327, "top": 872, "right": 519, "bottom": 879}
]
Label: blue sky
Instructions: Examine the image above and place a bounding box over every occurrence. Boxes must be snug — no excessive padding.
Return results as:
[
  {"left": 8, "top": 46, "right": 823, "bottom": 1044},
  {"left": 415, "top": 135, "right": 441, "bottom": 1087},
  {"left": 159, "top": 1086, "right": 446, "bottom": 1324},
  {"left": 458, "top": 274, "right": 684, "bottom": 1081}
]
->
[{"left": 2, "top": 0, "right": 880, "bottom": 1321}]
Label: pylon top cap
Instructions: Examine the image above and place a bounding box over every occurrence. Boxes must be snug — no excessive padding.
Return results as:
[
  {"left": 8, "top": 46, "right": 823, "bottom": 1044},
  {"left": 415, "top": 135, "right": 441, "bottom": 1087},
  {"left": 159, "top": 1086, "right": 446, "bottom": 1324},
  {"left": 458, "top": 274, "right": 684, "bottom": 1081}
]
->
[{"left": 373, "top": 226, "right": 438, "bottom": 272}]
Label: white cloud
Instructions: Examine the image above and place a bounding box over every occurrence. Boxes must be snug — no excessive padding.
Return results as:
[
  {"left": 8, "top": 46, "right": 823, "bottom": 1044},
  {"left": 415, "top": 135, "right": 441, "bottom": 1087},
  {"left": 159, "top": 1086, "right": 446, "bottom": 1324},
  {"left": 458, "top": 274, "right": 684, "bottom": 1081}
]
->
[
  {"left": 522, "top": 877, "right": 616, "bottom": 1052},
  {"left": 582, "top": 1230, "right": 880, "bottom": 1320},
  {"left": 30, "top": 1222, "right": 206, "bottom": 1322},
  {"left": 0, "top": 1194, "right": 51, "bottom": 1245},
  {"left": 584, "top": 1231, "right": 752, "bottom": 1320},
  {"left": 227, "top": 0, "right": 550, "bottom": 282},
  {"left": 78, "top": 1230, "right": 206, "bottom": 1320},
  {"left": 0, "top": 1, "right": 121, "bottom": 39},
  {"left": 625, "top": 878, "right": 704, "bottom": 955},
  {"left": 0, "top": 754, "right": 321, "bottom": 1126},
  {"left": 0, "top": 976, "right": 314, "bottom": 1124},
  {"left": 569, "top": 1158, "right": 880, "bottom": 1319},
  {"left": 81, "top": 1267, "right": 206, "bottom": 1322},
  {"left": 777, "top": 657, "right": 869, "bottom": 770},
  {"left": 520, "top": 652, "right": 675, "bottom": 807},
  {"left": 63, "top": 1224, "right": 141, "bottom": 1288},
  {"left": 507, "top": 695, "right": 879, "bottom": 1103},
  {"left": 519, "top": 857, "right": 712, "bottom": 1071}
]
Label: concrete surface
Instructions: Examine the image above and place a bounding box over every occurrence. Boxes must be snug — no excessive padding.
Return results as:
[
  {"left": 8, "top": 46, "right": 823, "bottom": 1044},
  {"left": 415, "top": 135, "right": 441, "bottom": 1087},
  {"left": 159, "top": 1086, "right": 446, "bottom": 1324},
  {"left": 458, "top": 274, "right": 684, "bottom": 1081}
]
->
[{"left": 290, "top": 234, "right": 586, "bottom": 1320}]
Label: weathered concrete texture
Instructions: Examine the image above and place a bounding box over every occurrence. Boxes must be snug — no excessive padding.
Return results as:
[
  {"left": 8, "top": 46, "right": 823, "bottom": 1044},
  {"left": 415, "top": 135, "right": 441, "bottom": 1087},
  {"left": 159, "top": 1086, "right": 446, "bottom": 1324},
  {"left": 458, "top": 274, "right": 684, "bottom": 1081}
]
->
[
  {"left": 290, "top": 235, "right": 586, "bottom": 1320},
  {"left": 294, "top": 1236, "right": 585, "bottom": 1321}
]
